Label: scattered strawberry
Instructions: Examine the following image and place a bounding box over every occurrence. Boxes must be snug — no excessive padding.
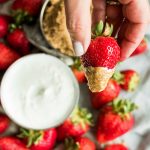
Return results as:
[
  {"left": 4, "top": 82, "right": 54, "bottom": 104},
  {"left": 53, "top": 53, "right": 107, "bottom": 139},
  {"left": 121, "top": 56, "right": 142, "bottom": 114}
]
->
[
  {"left": 91, "top": 79, "right": 120, "bottom": 109},
  {"left": 113, "top": 70, "right": 140, "bottom": 92},
  {"left": 103, "top": 144, "right": 128, "bottom": 150},
  {"left": 0, "top": 43, "right": 20, "bottom": 70},
  {"left": 131, "top": 38, "right": 147, "bottom": 57},
  {"left": 57, "top": 107, "right": 93, "bottom": 141},
  {"left": 96, "top": 99, "right": 138, "bottom": 143},
  {"left": 71, "top": 58, "right": 86, "bottom": 83},
  {"left": 0, "top": 0, "right": 8, "bottom": 3},
  {"left": 0, "top": 15, "right": 9, "bottom": 38},
  {"left": 65, "top": 137, "right": 96, "bottom": 150},
  {"left": 7, "top": 28, "right": 30, "bottom": 55},
  {"left": 11, "top": 0, "right": 43, "bottom": 24},
  {"left": 81, "top": 21, "right": 120, "bottom": 92},
  {"left": 120, "top": 70, "right": 140, "bottom": 92},
  {"left": 0, "top": 114, "right": 10, "bottom": 134},
  {"left": 18, "top": 128, "right": 57, "bottom": 150},
  {"left": 0, "top": 137, "right": 29, "bottom": 150}
]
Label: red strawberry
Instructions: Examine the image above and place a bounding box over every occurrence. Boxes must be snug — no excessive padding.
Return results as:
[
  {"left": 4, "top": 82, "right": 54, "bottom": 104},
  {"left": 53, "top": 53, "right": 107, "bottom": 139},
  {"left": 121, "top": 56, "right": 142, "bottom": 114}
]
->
[
  {"left": 131, "top": 38, "right": 147, "bottom": 56},
  {"left": 91, "top": 79, "right": 120, "bottom": 109},
  {"left": 11, "top": 0, "right": 43, "bottom": 25},
  {"left": 0, "top": 15, "right": 9, "bottom": 38},
  {"left": 81, "top": 22, "right": 120, "bottom": 92},
  {"left": 57, "top": 107, "right": 93, "bottom": 141},
  {"left": 0, "top": 137, "right": 29, "bottom": 150},
  {"left": 0, "top": 43, "right": 20, "bottom": 70},
  {"left": 96, "top": 99, "right": 138, "bottom": 143},
  {"left": 18, "top": 128, "right": 57, "bottom": 150},
  {"left": 113, "top": 70, "right": 140, "bottom": 92},
  {"left": 7, "top": 28, "right": 30, "bottom": 55},
  {"left": 71, "top": 58, "right": 86, "bottom": 83},
  {"left": 72, "top": 68, "right": 86, "bottom": 83},
  {"left": 12, "top": 0, "right": 43, "bottom": 16},
  {"left": 65, "top": 137, "right": 96, "bottom": 150},
  {"left": 0, "top": 114, "right": 10, "bottom": 134},
  {"left": 103, "top": 144, "right": 128, "bottom": 150},
  {"left": 0, "top": 0, "right": 8, "bottom": 3}
]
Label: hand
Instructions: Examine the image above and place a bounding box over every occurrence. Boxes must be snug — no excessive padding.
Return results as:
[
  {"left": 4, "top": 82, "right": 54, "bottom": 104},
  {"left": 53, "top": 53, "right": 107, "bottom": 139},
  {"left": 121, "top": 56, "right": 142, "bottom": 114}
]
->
[{"left": 64, "top": 0, "right": 150, "bottom": 60}]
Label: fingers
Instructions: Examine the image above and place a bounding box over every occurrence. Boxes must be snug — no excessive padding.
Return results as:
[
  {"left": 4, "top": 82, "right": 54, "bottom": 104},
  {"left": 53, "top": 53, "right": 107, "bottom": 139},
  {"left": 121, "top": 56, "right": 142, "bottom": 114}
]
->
[
  {"left": 118, "top": 21, "right": 147, "bottom": 60},
  {"left": 64, "top": 0, "right": 91, "bottom": 56},
  {"left": 106, "top": 5, "right": 123, "bottom": 36},
  {"left": 118, "top": 0, "right": 149, "bottom": 60},
  {"left": 92, "top": 0, "right": 106, "bottom": 26}
]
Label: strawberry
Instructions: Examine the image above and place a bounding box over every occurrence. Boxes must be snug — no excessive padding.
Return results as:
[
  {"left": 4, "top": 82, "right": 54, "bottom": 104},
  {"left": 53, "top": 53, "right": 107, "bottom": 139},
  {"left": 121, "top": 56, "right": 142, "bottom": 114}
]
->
[
  {"left": 0, "top": 137, "right": 29, "bottom": 150},
  {"left": 7, "top": 28, "right": 30, "bottom": 55},
  {"left": 57, "top": 107, "right": 93, "bottom": 141},
  {"left": 0, "top": 0, "right": 8, "bottom": 3},
  {"left": 0, "top": 114, "right": 10, "bottom": 134},
  {"left": 103, "top": 144, "right": 128, "bottom": 150},
  {"left": 0, "top": 43, "right": 20, "bottom": 70},
  {"left": 91, "top": 79, "right": 120, "bottom": 109},
  {"left": 81, "top": 21, "right": 120, "bottom": 92},
  {"left": 71, "top": 58, "right": 86, "bottom": 83},
  {"left": 96, "top": 99, "right": 138, "bottom": 143},
  {"left": 18, "top": 128, "right": 57, "bottom": 150},
  {"left": 0, "top": 15, "right": 9, "bottom": 38},
  {"left": 65, "top": 137, "right": 96, "bottom": 150},
  {"left": 11, "top": 0, "right": 43, "bottom": 24},
  {"left": 113, "top": 70, "right": 140, "bottom": 92},
  {"left": 131, "top": 38, "right": 147, "bottom": 57}
]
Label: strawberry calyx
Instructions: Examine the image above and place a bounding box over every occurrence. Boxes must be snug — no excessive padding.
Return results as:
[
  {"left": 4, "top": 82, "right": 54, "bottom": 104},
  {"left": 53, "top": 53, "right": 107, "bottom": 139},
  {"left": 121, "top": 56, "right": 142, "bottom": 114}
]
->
[
  {"left": 12, "top": 10, "right": 33, "bottom": 26},
  {"left": 112, "top": 71, "right": 124, "bottom": 84},
  {"left": 71, "top": 58, "right": 83, "bottom": 71},
  {"left": 70, "top": 107, "right": 93, "bottom": 129},
  {"left": 111, "top": 99, "right": 138, "bottom": 119},
  {"left": 92, "top": 21, "right": 113, "bottom": 38},
  {"left": 128, "top": 73, "right": 140, "bottom": 92},
  {"left": 65, "top": 137, "right": 80, "bottom": 150},
  {"left": 18, "top": 128, "right": 43, "bottom": 147}
]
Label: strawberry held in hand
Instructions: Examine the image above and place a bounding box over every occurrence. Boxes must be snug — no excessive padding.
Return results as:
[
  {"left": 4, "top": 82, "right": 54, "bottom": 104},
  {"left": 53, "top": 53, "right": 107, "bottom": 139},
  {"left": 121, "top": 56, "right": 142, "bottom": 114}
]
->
[
  {"left": 0, "top": 137, "right": 29, "bottom": 150},
  {"left": 91, "top": 79, "right": 120, "bottom": 109},
  {"left": 81, "top": 21, "right": 120, "bottom": 92},
  {"left": 71, "top": 58, "right": 86, "bottom": 83},
  {"left": 57, "top": 107, "right": 93, "bottom": 141},
  {"left": 0, "top": 114, "right": 10, "bottom": 134},
  {"left": 0, "top": 43, "right": 20, "bottom": 70},
  {"left": 18, "top": 128, "right": 57, "bottom": 150},
  {"left": 65, "top": 137, "right": 96, "bottom": 150},
  {"left": 7, "top": 28, "right": 30, "bottom": 55},
  {"left": 96, "top": 99, "right": 138, "bottom": 143},
  {"left": 103, "top": 144, "right": 128, "bottom": 150}
]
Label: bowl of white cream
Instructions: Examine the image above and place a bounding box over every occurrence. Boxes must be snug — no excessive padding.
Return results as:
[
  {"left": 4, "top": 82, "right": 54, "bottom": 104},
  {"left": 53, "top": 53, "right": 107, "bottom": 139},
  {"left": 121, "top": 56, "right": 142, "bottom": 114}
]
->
[{"left": 0, "top": 54, "right": 79, "bottom": 130}]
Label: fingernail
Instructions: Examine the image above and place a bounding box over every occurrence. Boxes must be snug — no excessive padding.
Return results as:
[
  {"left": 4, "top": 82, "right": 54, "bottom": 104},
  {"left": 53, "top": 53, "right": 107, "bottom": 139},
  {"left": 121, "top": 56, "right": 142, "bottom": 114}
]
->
[{"left": 73, "top": 42, "right": 84, "bottom": 56}]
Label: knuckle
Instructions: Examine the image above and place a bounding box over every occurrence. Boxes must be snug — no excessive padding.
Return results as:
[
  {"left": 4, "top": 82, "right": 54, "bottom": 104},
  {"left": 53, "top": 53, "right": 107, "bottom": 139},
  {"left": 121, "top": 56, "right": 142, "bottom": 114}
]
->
[{"left": 67, "top": 19, "right": 85, "bottom": 34}]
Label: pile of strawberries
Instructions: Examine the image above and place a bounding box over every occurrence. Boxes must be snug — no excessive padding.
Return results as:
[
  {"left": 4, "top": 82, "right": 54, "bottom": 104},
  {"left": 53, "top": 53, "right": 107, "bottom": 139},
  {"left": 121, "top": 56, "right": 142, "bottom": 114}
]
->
[{"left": 0, "top": 0, "right": 149, "bottom": 150}]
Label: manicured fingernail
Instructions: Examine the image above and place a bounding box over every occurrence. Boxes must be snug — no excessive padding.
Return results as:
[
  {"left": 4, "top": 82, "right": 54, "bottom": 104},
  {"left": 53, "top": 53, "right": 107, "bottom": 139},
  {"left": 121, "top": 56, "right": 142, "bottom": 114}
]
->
[{"left": 73, "top": 42, "right": 84, "bottom": 56}]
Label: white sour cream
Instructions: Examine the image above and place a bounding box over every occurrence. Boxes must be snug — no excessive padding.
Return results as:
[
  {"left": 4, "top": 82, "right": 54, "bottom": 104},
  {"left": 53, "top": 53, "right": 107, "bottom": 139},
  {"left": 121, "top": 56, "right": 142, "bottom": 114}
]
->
[{"left": 1, "top": 54, "right": 79, "bottom": 130}]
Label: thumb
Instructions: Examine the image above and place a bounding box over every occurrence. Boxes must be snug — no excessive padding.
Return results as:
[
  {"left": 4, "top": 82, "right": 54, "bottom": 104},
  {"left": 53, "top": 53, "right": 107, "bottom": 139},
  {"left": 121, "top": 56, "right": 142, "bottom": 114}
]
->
[{"left": 64, "top": 0, "right": 91, "bottom": 56}]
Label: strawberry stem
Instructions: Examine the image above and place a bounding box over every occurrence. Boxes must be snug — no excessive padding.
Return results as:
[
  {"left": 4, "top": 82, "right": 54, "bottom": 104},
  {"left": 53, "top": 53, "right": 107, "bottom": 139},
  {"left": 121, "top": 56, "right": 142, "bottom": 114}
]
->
[
  {"left": 18, "top": 128, "right": 43, "bottom": 147},
  {"left": 92, "top": 21, "right": 114, "bottom": 38},
  {"left": 71, "top": 107, "right": 93, "bottom": 128},
  {"left": 112, "top": 99, "right": 138, "bottom": 118}
]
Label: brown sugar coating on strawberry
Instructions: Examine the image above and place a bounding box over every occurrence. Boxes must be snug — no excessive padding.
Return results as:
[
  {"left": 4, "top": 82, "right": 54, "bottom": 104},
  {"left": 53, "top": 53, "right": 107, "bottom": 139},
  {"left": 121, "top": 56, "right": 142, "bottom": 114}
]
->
[{"left": 81, "top": 37, "right": 120, "bottom": 69}]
